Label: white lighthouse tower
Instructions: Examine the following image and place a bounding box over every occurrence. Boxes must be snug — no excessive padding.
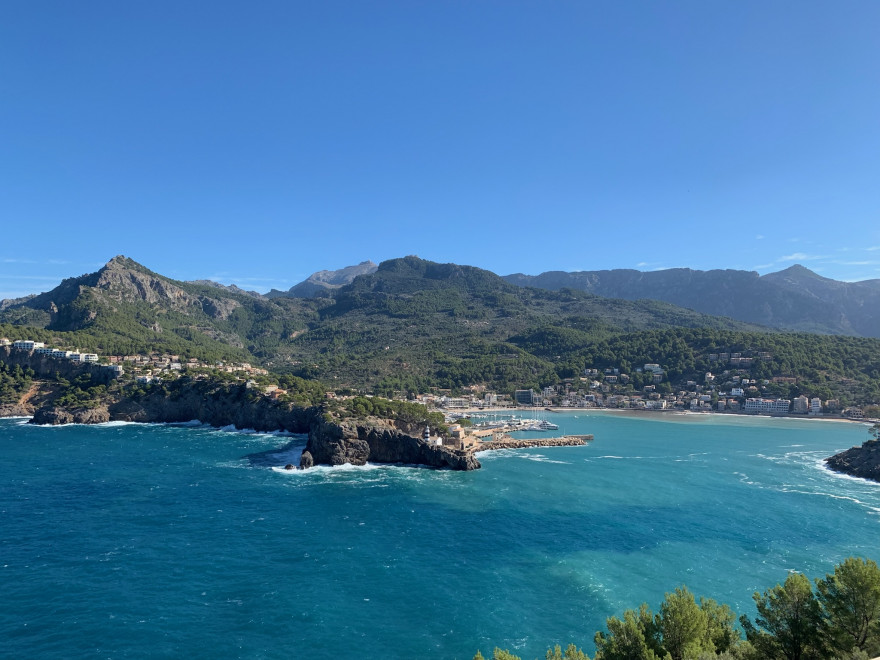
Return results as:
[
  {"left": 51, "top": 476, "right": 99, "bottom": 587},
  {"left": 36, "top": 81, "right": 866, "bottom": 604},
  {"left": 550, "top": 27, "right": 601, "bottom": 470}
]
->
[{"left": 423, "top": 425, "right": 442, "bottom": 446}]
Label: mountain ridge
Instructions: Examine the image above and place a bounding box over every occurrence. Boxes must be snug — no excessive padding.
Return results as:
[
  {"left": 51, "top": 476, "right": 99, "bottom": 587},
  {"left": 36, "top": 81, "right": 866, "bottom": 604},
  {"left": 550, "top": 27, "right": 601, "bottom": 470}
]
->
[
  {"left": 266, "top": 260, "right": 378, "bottom": 298},
  {"left": 503, "top": 264, "right": 880, "bottom": 337}
]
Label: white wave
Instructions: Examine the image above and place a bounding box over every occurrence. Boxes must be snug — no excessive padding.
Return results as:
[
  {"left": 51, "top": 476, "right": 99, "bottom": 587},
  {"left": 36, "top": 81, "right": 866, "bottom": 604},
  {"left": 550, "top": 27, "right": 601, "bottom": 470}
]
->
[
  {"left": 94, "top": 420, "right": 138, "bottom": 427},
  {"left": 733, "top": 471, "right": 758, "bottom": 485},
  {"left": 274, "top": 461, "right": 388, "bottom": 475},
  {"left": 820, "top": 460, "right": 880, "bottom": 488},
  {"left": 216, "top": 424, "right": 260, "bottom": 434},
  {"left": 524, "top": 456, "right": 571, "bottom": 464},
  {"left": 777, "top": 486, "right": 880, "bottom": 515}
]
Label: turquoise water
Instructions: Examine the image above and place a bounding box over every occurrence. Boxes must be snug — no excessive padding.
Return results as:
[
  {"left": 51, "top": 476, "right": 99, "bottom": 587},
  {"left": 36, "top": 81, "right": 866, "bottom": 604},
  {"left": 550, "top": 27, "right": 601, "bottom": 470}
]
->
[{"left": 1, "top": 412, "right": 879, "bottom": 659}]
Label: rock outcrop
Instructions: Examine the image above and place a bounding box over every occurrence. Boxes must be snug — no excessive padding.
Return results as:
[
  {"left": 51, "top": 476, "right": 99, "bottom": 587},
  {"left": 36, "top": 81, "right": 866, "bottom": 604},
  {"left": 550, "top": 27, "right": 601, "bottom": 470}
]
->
[
  {"left": 31, "top": 405, "right": 111, "bottom": 425},
  {"left": 303, "top": 415, "right": 481, "bottom": 470},
  {"left": 826, "top": 440, "right": 880, "bottom": 483},
  {"left": 0, "top": 402, "right": 33, "bottom": 417}
]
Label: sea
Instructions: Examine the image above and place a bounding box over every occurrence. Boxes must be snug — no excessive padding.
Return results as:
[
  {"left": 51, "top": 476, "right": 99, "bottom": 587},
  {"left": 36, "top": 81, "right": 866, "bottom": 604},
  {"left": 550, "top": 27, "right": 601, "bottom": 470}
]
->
[{"left": 1, "top": 411, "right": 879, "bottom": 659}]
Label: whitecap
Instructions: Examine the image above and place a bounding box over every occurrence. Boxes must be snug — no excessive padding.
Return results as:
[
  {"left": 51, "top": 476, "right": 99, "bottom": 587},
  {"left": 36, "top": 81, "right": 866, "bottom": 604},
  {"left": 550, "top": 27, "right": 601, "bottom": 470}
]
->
[{"left": 168, "top": 419, "right": 204, "bottom": 427}]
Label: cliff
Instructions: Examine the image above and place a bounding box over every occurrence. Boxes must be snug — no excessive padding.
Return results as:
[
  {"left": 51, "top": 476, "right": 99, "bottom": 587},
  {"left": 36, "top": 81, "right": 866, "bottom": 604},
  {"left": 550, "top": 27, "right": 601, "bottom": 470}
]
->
[
  {"left": 303, "top": 416, "right": 481, "bottom": 470},
  {"left": 825, "top": 440, "right": 880, "bottom": 483},
  {"left": 1, "top": 346, "right": 118, "bottom": 385},
  {"left": 14, "top": 375, "right": 480, "bottom": 470}
]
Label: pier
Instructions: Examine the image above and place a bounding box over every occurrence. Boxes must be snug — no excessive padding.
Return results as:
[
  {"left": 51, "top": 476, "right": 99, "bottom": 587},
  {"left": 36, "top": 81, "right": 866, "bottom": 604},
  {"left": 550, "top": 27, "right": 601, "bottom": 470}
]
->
[{"left": 469, "top": 434, "right": 593, "bottom": 453}]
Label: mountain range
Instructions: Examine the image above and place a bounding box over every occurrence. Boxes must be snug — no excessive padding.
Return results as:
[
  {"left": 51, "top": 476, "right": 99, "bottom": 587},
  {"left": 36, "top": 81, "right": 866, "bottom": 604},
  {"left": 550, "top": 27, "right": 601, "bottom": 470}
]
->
[
  {"left": 2, "top": 256, "right": 880, "bottom": 402},
  {"left": 503, "top": 265, "right": 880, "bottom": 337},
  {"left": 259, "top": 259, "right": 880, "bottom": 338}
]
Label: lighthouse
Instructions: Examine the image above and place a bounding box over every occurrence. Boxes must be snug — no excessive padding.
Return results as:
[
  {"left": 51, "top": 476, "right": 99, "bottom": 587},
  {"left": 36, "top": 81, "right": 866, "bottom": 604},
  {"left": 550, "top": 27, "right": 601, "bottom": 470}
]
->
[{"left": 423, "top": 425, "right": 442, "bottom": 446}]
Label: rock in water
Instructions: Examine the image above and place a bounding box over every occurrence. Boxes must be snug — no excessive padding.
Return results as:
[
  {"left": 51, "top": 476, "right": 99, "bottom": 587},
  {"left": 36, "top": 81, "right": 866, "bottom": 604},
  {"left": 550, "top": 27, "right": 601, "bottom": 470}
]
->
[
  {"left": 825, "top": 439, "right": 880, "bottom": 483},
  {"left": 299, "top": 451, "right": 314, "bottom": 469}
]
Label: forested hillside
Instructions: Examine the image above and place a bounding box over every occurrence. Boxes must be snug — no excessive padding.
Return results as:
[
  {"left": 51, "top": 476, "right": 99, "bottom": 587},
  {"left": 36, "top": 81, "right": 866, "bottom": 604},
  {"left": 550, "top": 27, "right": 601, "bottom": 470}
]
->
[{"left": 3, "top": 255, "right": 880, "bottom": 405}]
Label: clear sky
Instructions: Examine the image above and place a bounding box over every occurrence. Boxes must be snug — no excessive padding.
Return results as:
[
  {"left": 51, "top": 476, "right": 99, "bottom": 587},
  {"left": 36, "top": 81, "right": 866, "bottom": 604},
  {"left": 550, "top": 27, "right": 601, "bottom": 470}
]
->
[{"left": 2, "top": 1, "right": 880, "bottom": 298}]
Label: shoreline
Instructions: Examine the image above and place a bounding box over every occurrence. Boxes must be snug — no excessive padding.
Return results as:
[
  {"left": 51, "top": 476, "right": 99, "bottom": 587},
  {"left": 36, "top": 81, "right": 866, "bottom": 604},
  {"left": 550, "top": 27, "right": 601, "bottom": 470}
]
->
[{"left": 449, "top": 405, "right": 875, "bottom": 425}]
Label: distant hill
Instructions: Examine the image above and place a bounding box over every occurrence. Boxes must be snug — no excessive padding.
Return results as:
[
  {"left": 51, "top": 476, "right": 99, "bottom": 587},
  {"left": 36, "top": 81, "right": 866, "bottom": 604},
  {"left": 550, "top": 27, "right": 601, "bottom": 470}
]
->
[
  {"left": 503, "top": 265, "right": 880, "bottom": 338},
  {"left": 0, "top": 255, "right": 311, "bottom": 362},
  {"left": 266, "top": 260, "right": 378, "bottom": 298},
  {"left": 186, "top": 280, "right": 265, "bottom": 299}
]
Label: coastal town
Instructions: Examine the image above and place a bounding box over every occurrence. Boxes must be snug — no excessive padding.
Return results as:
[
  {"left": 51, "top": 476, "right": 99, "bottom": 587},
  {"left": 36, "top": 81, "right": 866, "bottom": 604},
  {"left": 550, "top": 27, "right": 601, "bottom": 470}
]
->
[{"left": 3, "top": 338, "right": 875, "bottom": 425}]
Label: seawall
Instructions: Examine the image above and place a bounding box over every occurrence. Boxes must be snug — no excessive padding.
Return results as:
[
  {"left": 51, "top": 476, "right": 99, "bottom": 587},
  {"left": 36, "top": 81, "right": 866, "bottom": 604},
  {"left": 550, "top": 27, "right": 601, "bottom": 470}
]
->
[{"left": 477, "top": 435, "right": 593, "bottom": 451}]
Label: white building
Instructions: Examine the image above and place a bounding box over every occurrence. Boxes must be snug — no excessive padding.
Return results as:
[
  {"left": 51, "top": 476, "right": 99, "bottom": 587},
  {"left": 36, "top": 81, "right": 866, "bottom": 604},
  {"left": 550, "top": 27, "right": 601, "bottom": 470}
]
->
[
  {"left": 810, "top": 398, "right": 822, "bottom": 415},
  {"left": 772, "top": 399, "right": 791, "bottom": 414},
  {"left": 82, "top": 354, "right": 99, "bottom": 363},
  {"left": 746, "top": 398, "right": 791, "bottom": 414},
  {"left": 13, "top": 340, "right": 44, "bottom": 351},
  {"left": 34, "top": 346, "right": 55, "bottom": 355},
  {"left": 0, "top": 338, "right": 11, "bottom": 346}
]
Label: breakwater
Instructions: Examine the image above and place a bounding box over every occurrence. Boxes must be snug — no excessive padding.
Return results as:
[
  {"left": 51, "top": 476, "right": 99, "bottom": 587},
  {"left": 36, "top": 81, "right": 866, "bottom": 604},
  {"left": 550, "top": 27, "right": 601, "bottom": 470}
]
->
[{"left": 477, "top": 434, "right": 593, "bottom": 451}]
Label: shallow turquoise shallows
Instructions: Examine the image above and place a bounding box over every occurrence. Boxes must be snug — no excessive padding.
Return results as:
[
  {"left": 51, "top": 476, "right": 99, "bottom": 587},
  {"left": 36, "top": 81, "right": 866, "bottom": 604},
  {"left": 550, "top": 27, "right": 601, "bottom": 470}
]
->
[{"left": 2, "top": 412, "right": 879, "bottom": 659}]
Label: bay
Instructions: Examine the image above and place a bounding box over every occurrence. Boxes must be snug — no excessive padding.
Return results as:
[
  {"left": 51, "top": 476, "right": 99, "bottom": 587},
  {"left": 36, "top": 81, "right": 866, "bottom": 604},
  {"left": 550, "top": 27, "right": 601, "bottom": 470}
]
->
[{"left": 1, "top": 411, "right": 878, "bottom": 659}]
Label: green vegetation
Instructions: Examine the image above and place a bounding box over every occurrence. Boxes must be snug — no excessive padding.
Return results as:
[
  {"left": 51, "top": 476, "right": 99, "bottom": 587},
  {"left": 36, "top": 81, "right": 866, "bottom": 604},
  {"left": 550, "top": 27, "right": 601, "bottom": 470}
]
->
[
  {"left": 474, "top": 557, "right": 880, "bottom": 660},
  {"left": 0, "top": 361, "right": 34, "bottom": 405},
  {"left": 52, "top": 374, "right": 110, "bottom": 409},
  {"left": 564, "top": 328, "right": 880, "bottom": 406},
  {"left": 4, "top": 256, "right": 880, "bottom": 406},
  {"left": 335, "top": 395, "right": 445, "bottom": 431}
]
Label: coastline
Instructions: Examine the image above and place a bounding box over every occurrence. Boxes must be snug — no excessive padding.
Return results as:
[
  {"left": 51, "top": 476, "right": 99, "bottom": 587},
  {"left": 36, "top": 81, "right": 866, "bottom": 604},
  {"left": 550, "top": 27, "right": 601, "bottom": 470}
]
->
[{"left": 450, "top": 405, "right": 874, "bottom": 426}]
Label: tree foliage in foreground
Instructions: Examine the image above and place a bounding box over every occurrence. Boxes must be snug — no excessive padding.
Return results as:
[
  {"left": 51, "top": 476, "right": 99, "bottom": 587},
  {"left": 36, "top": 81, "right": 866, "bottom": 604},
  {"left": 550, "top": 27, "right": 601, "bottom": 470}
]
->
[{"left": 475, "top": 557, "right": 880, "bottom": 660}]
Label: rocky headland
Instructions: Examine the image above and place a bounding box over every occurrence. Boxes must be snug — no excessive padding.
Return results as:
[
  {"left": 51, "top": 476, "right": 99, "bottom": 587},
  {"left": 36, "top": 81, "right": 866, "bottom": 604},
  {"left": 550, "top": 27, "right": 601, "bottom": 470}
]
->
[
  {"left": 2, "top": 349, "right": 589, "bottom": 471},
  {"left": 4, "top": 370, "right": 480, "bottom": 469},
  {"left": 825, "top": 439, "right": 880, "bottom": 483},
  {"left": 302, "top": 415, "right": 480, "bottom": 470}
]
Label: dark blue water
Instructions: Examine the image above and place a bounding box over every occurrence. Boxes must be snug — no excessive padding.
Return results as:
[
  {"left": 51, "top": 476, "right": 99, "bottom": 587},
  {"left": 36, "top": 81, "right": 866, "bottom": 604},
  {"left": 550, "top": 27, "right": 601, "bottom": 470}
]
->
[{"left": 1, "top": 412, "right": 878, "bottom": 659}]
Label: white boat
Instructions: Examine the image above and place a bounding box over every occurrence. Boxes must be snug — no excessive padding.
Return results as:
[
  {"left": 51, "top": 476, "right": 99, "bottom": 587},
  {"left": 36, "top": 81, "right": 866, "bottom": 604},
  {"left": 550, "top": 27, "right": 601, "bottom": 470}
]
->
[{"left": 522, "top": 419, "right": 559, "bottom": 431}]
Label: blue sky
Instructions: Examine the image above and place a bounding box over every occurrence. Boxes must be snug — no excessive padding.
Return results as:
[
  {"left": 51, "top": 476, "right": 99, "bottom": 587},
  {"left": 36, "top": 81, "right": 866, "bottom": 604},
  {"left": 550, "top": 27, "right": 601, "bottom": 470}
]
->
[{"left": 2, "top": 1, "right": 880, "bottom": 298}]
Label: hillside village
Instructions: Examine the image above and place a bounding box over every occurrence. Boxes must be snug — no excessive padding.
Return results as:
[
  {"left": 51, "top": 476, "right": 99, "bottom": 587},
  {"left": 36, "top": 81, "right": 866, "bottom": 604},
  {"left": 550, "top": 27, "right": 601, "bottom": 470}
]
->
[
  {"left": 416, "top": 356, "right": 871, "bottom": 420},
  {"left": 1, "top": 338, "right": 873, "bottom": 421},
  {"left": 1, "top": 337, "right": 272, "bottom": 389}
]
